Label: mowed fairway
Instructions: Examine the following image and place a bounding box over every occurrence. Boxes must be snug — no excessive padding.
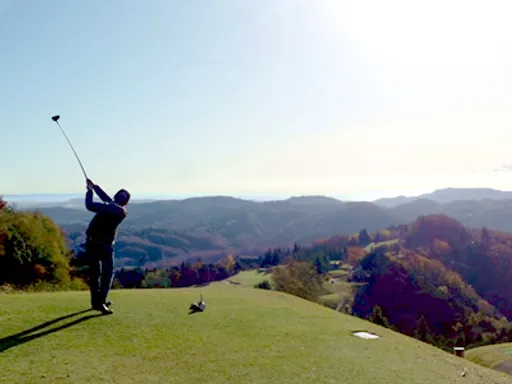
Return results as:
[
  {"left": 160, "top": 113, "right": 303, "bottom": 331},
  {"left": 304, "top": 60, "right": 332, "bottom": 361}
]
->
[
  {"left": 1, "top": 285, "right": 510, "bottom": 384},
  {"left": 224, "top": 270, "right": 271, "bottom": 287},
  {"left": 466, "top": 343, "right": 512, "bottom": 376}
]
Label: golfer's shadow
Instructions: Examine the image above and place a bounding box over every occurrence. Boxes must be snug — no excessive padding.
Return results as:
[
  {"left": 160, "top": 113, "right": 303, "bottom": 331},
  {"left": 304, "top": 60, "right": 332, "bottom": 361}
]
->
[{"left": 0, "top": 309, "right": 103, "bottom": 353}]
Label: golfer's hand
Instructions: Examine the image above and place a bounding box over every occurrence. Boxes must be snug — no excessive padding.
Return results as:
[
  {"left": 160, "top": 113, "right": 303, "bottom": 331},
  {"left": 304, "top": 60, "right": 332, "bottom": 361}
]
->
[{"left": 86, "top": 179, "right": 94, "bottom": 190}]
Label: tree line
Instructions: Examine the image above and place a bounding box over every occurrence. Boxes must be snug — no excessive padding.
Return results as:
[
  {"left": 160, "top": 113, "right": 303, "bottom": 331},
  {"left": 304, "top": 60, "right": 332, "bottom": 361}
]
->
[{"left": 115, "top": 256, "right": 243, "bottom": 289}]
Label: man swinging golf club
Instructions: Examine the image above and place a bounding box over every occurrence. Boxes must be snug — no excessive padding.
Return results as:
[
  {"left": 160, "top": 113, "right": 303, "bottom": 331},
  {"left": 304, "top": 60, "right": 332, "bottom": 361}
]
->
[{"left": 85, "top": 178, "right": 130, "bottom": 315}]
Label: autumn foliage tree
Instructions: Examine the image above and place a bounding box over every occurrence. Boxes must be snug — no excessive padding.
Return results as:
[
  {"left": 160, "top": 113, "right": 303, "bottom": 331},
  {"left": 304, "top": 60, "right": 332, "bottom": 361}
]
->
[
  {"left": 271, "top": 260, "right": 325, "bottom": 302},
  {"left": 0, "top": 204, "right": 82, "bottom": 290}
]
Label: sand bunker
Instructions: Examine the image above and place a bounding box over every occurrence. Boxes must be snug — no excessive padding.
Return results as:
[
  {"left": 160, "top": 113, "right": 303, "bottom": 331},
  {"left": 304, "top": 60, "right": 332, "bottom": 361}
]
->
[{"left": 352, "top": 331, "right": 380, "bottom": 340}]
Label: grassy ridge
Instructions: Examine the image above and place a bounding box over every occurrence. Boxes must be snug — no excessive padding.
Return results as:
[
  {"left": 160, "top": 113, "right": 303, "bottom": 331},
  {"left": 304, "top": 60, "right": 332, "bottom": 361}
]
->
[
  {"left": 224, "top": 270, "right": 271, "bottom": 287},
  {"left": 1, "top": 285, "right": 510, "bottom": 383},
  {"left": 466, "top": 343, "right": 512, "bottom": 375}
]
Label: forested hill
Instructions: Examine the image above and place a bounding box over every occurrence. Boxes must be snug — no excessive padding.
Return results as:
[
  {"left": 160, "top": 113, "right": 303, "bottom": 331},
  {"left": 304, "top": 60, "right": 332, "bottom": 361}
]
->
[
  {"left": 19, "top": 189, "right": 512, "bottom": 268},
  {"left": 256, "top": 214, "right": 512, "bottom": 352},
  {"left": 314, "top": 214, "right": 512, "bottom": 321}
]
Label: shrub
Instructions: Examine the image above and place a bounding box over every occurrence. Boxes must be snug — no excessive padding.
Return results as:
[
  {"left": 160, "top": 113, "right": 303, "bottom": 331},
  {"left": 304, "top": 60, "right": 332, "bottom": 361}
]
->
[{"left": 255, "top": 280, "right": 272, "bottom": 290}]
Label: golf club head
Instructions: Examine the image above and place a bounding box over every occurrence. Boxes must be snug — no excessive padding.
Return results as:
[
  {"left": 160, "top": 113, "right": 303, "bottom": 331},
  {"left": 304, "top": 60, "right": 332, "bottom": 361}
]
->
[{"left": 52, "top": 115, "right": 60, "bottom": 122}]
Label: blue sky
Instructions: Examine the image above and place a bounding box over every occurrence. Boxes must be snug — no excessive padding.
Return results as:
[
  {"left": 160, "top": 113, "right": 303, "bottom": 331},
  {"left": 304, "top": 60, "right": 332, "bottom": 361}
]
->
[{"left": 2, "top": 0, "right": 512, "bottom": 200}]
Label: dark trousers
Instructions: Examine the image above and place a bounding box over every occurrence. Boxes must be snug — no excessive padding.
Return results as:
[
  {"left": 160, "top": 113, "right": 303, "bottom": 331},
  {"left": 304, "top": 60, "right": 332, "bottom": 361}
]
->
[{"left": 86, "top": 239, "right": 115, "bottom": 307}]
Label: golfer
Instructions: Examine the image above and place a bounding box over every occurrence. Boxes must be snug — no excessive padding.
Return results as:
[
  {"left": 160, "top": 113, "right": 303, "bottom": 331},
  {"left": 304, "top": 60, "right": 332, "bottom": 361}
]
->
[{"left": 84, "top": 178, "right": 130, "bottom": 315}]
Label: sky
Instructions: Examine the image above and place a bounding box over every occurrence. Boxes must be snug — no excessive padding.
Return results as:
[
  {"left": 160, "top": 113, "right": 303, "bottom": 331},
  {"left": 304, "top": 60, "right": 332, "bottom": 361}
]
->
[{"left": 2, "top": 0, "right": 512, "bottom": 201}]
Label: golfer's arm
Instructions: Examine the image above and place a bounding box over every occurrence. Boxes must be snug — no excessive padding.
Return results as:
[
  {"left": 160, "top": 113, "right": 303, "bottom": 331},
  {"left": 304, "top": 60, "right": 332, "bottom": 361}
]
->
[
  {"left": 85, "top": 190, "right": 98, "bottom": 212},
  {"left": 93, "top": 185, "right": 113, "bottom": 203},
  {"left": 85, "top": 192, "right": 124, "bottom": 215},
  {"left": 85, "top": 190, "right": 107, "bottom": 212}
]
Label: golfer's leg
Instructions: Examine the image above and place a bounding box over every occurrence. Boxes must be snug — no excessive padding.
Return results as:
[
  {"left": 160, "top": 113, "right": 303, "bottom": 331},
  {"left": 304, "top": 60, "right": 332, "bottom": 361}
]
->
[
  {"left": 87, "top": 245, "right": 101, "bottom": 308},
  {"left": 99, "top": 246, "right": 115, "bottom": 304}
]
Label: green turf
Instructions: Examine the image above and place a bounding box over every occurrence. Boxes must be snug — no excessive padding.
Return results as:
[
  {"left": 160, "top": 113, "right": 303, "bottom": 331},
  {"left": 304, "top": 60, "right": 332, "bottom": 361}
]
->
[
  {"left": 324, "top": 279, "right": 356, "bottom": 293},
  {"left": 465, "top": 343, "right": 512, "bottom": 371},
  {"left": 328, "top": 269, "right": 349, "bottom": 278},
  {"left": 225, "top": 270, "right": 271, "bottom": 287},
  {"left": 1, "top": 286, "right": 510, "bottom": 383},
  {"left": 364, "top": 239, "right": 399, "bottom": 252},
  {"left": 318, "top": 293, "right": 341, "bottom": 309}
]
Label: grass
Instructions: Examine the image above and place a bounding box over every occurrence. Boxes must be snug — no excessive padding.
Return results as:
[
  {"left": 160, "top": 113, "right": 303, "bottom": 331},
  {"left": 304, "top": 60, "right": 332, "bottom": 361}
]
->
[
  {"left": 1, "top": 285, "right": 511, "bottom": 383},
  {"left": 466, "top": 343, "right": 512, "bottom": 374},
  {"left": 225, "top": 270, "right": 271, "bottom": 287},
  {"left": 321, "top": 267, "right": 360, "bottom": 311},
  {"left": 318, "top": 293, "right": 341, "bottom": 309},
  {"left": 328, "top": 269, "right": 349, "bottom": 278},
  {"left": 364, "top": 239, "right": 399, "bottom": 252},
  {"left": 324, "top": 279, "right": 356, "bottom": 294}
]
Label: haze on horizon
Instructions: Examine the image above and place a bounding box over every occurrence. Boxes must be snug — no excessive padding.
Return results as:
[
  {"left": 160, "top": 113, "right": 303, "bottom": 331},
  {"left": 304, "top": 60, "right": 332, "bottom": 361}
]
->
[{"left": 2, "top": 0, "right": 512, "bottom": 201}]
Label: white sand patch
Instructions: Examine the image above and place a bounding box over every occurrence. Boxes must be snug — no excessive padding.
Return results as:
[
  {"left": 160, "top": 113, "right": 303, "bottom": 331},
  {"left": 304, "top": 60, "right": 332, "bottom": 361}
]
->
[{"left": 353, "top": 331, "right": 380, "bottom": 340}]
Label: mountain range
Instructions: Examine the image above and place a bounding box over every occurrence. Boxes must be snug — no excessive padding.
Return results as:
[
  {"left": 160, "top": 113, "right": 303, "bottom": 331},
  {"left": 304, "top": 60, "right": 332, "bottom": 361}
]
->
[
  {"left": 11, "top": 187, "right": 512, "bottom": 268},
  {"left": 373, "top": 187, "right": 512, "bottom": 207}
]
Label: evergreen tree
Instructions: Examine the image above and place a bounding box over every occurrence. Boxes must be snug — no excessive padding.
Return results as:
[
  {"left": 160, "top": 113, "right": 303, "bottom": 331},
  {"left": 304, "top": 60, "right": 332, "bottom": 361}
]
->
[
  {"left": 368, "top": 305, "right": 389, "bottom": 327},
  {"left": 314, "top": 255, "right": 329, "bottom": 274},
  {"left": 271, "top": 251, "right": 281, "bottom": 266},
  {"left": 359, "top": 229, "right": 372, "bottom": 246},
  {"left": 260, "top": 250, "right": 273, "bottom": 268},
  {"left": 414, "top": 315, "right": 434, "bottom": 344}
]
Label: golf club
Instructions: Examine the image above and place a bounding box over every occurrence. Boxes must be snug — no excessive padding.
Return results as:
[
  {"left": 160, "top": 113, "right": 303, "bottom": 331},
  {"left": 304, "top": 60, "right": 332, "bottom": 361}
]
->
[{"left": 51, "top": 115, "right": 88, "bottom": 179}]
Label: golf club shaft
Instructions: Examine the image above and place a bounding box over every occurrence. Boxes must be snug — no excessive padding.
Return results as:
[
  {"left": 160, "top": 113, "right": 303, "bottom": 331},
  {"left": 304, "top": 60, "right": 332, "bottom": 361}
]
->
[{"left": 55, "top": 121, "right": 88, "bottom": 179}]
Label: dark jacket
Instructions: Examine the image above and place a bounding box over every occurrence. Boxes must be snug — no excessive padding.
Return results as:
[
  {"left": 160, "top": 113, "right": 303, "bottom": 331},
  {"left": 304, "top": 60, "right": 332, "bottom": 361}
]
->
[{"left": 85, "top": 185, "right": 127, "bottom": 244}]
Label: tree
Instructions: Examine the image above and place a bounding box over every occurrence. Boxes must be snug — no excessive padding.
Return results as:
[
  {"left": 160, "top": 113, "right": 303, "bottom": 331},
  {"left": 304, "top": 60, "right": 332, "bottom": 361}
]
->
[
  {"left": 169, "top": 269, "right": 181, "bottom": 287},
  {"left": 220, "top": 254, "right": 236, "bottom": 274},
  {"left": 359, "top": 229, "right": 372, "bottom": 246},
  {"left": 197, "top": 263, "right": 211, "bottom": 283},
  {"left": 260, "top": 250, "right": 273, "bottom": 268},
  {"left": 368, "top": 305, "right": 389, "bottom": 327},
  {"left": 215, "top": 264, "right": 229, "bottom": 281},
  {"left": 0, "top": 208, "right": 73, "bottom": 288},
  {"left": 314, "top": 255, "right": 329, "bottom": 274},
  {"left": 179, "top": 261, "right": 199, "bottom": 286},
  {"left": 271, "top": 260, "right": 324, "bottom": 302},
  {"left": 414, "top": 315, "right": 434, "bottom": 344},
  {"left": 481, "top": 227, "right": 492, "bottom": 249},
  {"left": 271, "top": 251, "right": 281, "bottom": 266}
]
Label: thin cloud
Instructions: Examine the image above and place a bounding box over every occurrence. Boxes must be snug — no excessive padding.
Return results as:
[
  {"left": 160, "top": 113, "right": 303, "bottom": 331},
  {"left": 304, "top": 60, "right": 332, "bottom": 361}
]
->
[{"left": 493, "top": 164, "right": 512, "bottom": 173}]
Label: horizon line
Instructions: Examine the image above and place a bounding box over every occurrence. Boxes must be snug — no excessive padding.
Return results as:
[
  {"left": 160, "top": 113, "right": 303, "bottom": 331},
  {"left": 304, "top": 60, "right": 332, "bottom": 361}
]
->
[{"left": 3, "top": 186, "right": 512, "bottom": 204}]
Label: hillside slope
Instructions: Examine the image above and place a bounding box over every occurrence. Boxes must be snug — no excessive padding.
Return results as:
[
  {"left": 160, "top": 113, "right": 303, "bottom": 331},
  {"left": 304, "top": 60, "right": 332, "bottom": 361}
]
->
[
  {"left": 0, "top": 286, "right": 510, "bottom": 383},
  {"left": 465, "top": 343, "right": 512, "bottom": 376}
]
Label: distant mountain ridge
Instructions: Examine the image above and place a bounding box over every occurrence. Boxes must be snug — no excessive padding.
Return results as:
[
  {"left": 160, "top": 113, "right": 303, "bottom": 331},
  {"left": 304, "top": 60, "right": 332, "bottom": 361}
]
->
[
  {"left": 8, "top": 186, "right": 512, "bottom": 208},
  {"left": 373, "top": 187, "right": 512, "bottom": 207},
  {"left": 10, "top": 187, "right": 512, "bottom": 269}
]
